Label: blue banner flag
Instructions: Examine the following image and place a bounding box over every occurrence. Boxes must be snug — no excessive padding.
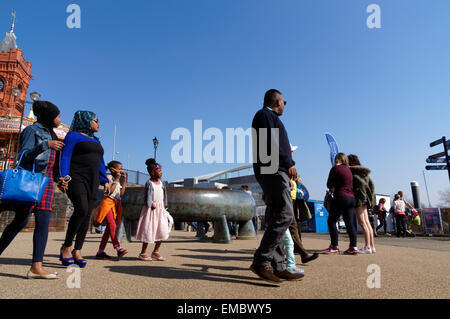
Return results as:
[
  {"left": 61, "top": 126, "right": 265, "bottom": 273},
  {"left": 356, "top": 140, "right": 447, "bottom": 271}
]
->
[{"left": 325, "top": 133, "right": 339, "bottom": 166}]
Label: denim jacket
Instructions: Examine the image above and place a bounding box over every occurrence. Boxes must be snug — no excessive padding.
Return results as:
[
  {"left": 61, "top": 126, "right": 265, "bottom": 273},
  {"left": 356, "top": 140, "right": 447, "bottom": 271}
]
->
[{"left": 18, "top": 122, "right": 53, "bottom": 175}]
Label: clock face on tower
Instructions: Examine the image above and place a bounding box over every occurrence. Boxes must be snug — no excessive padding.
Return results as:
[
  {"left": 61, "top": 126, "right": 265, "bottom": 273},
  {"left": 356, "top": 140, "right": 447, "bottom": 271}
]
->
[{"left": 0, "top": 79, "right": 4, "bottom": 91}]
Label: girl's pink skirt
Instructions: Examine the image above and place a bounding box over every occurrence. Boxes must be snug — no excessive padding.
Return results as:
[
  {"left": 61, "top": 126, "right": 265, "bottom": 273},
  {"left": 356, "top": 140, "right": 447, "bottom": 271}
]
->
[{"left": 135, "top": 202, "right": 170, "bottom": 243}]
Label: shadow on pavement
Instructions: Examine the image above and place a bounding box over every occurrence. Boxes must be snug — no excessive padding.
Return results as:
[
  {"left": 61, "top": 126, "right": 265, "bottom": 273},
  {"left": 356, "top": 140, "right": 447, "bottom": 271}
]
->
[
  {"left": 182, "top": 263, "right": 250, "bottom": 272},
  {"left": 0, "top": 256, "right": 65, "bottom": 279},
  {"left": 0, "top": 257, "right": 33, "bottom": 266},
  {"left": 0, "top": 256, "right": 63, "bottom": 268},
  {"left": 105, "top": 264, "right": 279, "bottom": 288},
  {"left": 172, "top": 254, "right": 252, "bottom": 262},
  {"left": 52, "top": 238, "right": 105, "bottom": 244},
  {"left": 176, "top": 248, "right": 255, "bottom": 255},
  {"left": 0, "top": 272, "right": 27, "bottom": 279}
]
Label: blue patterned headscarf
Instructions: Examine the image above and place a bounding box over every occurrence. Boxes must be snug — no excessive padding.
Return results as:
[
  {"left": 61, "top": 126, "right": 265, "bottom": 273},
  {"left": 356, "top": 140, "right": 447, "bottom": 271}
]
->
[{"left": 70, "top": 110, "right": 98, "bottom": 138}]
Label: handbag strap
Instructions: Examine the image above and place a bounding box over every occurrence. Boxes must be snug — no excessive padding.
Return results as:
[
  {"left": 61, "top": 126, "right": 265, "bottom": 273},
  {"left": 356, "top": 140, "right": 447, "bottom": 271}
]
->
[
  {"left": 13, "top": 151, "right": 36, "bottom": 174},
  {"left": 0, "top": 169, "right": 8, "bottom": 201}
]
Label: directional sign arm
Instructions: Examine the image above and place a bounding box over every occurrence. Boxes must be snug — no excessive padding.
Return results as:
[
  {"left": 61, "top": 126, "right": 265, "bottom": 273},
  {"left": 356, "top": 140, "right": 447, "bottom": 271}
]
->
[
  {"left": 428, "top": 152, "right": 446, "bottom": 159},
  {"left": 430, "top": 137, "right": 445, "bottom": 148},
  {"left": 426, "top": 158, "right": 448, "bottom": 164},
  {"left": 426, "top": 165, "right": 448, "bottom": 171}
]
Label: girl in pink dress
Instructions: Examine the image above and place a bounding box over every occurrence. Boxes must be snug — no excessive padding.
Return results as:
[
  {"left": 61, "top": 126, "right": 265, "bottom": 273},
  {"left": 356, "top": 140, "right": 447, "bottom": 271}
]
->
[{"left": 136, "top": 159, "right": 169, "bottom": 261}]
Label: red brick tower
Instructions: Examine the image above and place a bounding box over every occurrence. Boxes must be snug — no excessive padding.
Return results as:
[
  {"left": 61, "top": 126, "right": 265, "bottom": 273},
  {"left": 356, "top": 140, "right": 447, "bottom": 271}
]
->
[{"left": 0, "top": 12, "right": 32, "bottom": 117}]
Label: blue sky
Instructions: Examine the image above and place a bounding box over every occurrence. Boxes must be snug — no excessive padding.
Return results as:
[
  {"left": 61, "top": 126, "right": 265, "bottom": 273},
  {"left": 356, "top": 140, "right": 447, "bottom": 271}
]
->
[{"left": 2, "top": 0, "right": 449, "bottom": 206}]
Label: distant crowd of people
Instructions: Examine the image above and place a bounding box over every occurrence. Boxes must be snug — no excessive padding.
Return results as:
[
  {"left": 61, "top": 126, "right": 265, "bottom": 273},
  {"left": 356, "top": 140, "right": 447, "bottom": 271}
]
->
[{"left": 371, "top": 191, "right": 418, "bottom": 238}]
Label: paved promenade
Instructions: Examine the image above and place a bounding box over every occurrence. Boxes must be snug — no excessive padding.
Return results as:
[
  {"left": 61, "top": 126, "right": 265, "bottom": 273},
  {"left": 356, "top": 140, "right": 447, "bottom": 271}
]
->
[{"left": 0, "top": 230, "right": 449, "bottom": 299}]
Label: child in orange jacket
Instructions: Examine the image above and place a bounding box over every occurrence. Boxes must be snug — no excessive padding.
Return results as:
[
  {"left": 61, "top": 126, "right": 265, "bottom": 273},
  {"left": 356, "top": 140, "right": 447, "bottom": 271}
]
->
[{"left": 94, "top": 161, "right": 128, "bottom": 260}]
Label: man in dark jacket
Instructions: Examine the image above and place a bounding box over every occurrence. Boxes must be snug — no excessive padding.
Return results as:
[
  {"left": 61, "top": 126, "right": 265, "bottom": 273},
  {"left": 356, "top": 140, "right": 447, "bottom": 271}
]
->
[{"left": 250, "top": 89, "right": 304, "bottom": 283}]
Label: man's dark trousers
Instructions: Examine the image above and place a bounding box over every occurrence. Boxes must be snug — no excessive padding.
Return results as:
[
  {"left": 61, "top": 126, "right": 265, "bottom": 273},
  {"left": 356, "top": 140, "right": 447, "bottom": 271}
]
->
[{"left": 252, "top": 170, "right": 294, "bottom": 273}]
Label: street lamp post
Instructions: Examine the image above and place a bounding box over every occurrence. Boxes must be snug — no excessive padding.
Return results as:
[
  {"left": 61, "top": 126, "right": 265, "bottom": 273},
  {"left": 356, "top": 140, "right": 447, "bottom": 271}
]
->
[
  {"left": 153, "top": 137, "right": 159, "bottom": 160},
  {"left": 112, "top": 124, "right": 117, "bottom": 160},
  {"left": 12, "top": 88, "right": 41, "bottom": 166}
]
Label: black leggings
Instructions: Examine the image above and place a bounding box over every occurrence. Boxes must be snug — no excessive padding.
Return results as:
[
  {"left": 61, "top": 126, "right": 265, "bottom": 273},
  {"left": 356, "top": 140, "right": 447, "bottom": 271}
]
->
[
  {"left": 0, "top": 207, "right": 50, "bottom": 263},
  {"left": 63, "top": 185, "right": 96, "bottom": 251},
  {"left": 327, "top": 196, "right": 358, "bottom": 248}
]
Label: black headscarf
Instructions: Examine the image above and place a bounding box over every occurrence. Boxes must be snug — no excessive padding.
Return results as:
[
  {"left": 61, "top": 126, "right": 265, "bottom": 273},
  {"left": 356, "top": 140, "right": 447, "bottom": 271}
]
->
[{"left": 33, "top": 101, "right": 60, "bottom": 141}]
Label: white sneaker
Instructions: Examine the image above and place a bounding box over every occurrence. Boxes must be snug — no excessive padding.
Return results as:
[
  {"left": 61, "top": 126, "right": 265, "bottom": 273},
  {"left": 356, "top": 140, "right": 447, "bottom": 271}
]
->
[
  {"left": 358, "top": 247, "right": 372, "bottom": 254},
  {"left": 371, "top": 247, "right": 376, "bottom": 253}
]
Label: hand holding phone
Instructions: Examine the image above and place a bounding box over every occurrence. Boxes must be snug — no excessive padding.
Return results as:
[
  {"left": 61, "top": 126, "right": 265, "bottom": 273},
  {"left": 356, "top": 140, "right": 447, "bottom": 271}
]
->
[{"left": 57, "top": 176, "right": 70, "bottom": 193}]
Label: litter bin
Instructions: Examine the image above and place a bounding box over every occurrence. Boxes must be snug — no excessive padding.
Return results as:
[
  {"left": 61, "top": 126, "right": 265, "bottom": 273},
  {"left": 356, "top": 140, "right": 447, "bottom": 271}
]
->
[{"left": 300, "top": 200, "right": 329, "bottom": 233}]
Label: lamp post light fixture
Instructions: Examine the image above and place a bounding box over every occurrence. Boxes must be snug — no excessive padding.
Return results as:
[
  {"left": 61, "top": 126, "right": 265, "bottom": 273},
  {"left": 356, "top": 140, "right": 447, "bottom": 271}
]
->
[
  {"left": 12, "top": 88, "right": 41, "bottom": 165},
  {"left": 11, "top": 87, "right": 21, "bottom": 98},
  {"left": 29, "top": 92, "right": 41, "bottom": 102},
  {"left": 153, "top": 137, "right": 159, "bottom": 160}
]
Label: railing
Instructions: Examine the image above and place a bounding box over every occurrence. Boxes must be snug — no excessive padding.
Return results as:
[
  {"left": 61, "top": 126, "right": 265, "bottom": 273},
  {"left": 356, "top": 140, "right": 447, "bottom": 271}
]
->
[{"left": 123, "top": 169, "right": 149, "bottom": 186}]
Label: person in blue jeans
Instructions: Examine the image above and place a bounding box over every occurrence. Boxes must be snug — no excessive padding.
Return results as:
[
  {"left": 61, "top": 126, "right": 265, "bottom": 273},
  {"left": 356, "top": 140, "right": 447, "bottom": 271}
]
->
[{"left": 0, "top": 101, "right": 68, "bottom": 279}]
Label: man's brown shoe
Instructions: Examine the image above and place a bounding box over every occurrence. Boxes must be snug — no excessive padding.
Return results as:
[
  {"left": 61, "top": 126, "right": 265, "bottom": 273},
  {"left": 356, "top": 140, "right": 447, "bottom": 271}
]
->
[
  {"left": 250, "top": 265, "right": 283, "bottom": 284},
  {"left": 274, "top": 270, "right": 305, "bottom": 281}
]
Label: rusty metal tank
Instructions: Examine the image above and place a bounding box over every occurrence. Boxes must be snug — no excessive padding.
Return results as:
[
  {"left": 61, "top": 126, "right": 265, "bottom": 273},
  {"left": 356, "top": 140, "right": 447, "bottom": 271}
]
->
[{"left": 120, "top": 186, "right": 257, "bottom": 244}]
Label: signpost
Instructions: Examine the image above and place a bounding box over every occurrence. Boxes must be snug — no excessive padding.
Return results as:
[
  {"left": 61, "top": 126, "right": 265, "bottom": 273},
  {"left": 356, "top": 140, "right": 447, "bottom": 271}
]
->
[{"left": 426, "top": 136, "right": 450, "bottom": 182}]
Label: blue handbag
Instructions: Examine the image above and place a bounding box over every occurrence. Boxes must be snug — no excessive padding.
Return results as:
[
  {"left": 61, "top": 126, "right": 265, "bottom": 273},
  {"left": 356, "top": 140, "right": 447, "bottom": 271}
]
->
[{"left": 0, "top": 151, "right": 50, "bottom": 207}]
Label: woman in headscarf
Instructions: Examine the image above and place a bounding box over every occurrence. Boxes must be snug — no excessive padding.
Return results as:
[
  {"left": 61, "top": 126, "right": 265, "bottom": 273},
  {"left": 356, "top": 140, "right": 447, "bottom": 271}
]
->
[
  {"left": 59, "top": 111, "right": 109, "bottom": 268},
  {"left": 0, "top": 101, "right": 67, "bottom": 279}
]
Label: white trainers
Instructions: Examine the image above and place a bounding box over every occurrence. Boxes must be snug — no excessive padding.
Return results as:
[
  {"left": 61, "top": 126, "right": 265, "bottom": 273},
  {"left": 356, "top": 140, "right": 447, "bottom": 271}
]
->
[
  {"left": 371, "top": 247, "right": 376, "bottom": 253},
  {"left": 358, "top": 247, "right": 373, "bottom": 254}
]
